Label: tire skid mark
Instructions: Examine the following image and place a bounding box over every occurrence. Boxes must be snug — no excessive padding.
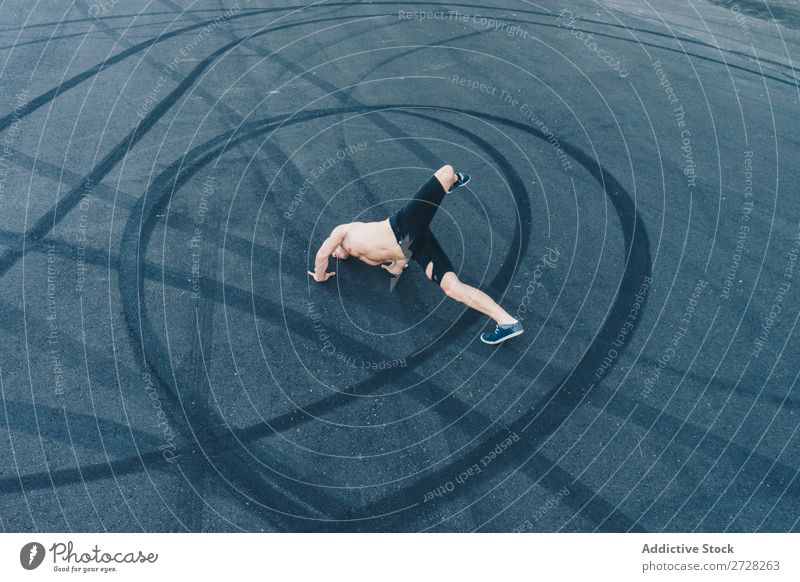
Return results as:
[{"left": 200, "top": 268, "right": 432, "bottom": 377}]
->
[
  {"left": 0, "top": 3, "right": 661, "bottom": 530},
  {"left": 113, "top": 103, "right": 650, "bottom": 529},
  {"left": 3, "top": 14, "right": 650, "bottom": 523},
  {"left": 117, "top": 104, "right": 526, "bottom": 527}
]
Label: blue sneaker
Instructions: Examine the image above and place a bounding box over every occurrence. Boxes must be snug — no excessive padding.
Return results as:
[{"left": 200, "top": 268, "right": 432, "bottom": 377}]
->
[
  {"left": 480, "top": 321, "right": 524, "bottom": 345},
  {"left": 450, "top": 170, "right": 470, "bottom": 191}
]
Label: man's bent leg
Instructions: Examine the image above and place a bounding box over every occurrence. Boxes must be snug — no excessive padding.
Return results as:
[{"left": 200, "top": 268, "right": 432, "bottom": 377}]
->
[{"left": 397, "top": 165, "right": 457, "bottom": 238}]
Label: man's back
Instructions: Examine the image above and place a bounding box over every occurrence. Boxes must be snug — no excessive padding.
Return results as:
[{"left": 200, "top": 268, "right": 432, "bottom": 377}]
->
[{"left": 342, "top": 219, "right": 406, "bottom": 265}]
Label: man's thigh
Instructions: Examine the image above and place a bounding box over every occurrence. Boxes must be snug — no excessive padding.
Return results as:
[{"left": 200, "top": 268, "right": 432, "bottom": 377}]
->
[
  {"left": 410, "top": 231, "right": 455, "bottom": 285},
  {"left": 396, "top": 175, "right": 448, "bottom": 238}
]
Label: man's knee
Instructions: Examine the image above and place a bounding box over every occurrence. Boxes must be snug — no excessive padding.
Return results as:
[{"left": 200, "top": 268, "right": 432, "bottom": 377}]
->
[{"left": 439, "top": 272, "right": 461, "bottom": 299}]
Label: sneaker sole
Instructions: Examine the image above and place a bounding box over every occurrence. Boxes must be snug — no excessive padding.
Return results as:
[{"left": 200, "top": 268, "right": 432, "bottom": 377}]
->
[
  {"left": 480, "top": 329, "right": 524, "bottom": 345},
  {"left": 450, "top": 175, "right": 470, "bottom": 190}
]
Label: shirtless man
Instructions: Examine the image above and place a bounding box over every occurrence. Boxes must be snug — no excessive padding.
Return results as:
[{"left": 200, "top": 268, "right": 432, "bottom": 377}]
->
[{"left": 308, "top": 165, "right": 524, "bottom": 344}]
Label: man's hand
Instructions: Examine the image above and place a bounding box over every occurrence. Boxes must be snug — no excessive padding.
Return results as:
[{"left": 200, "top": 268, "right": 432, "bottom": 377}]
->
[
  {"left": 308, "top": 270, "right": 336, "bottom": 283},
  {"left": 311, "top": 224, "right": 350, "bottom": 283}
]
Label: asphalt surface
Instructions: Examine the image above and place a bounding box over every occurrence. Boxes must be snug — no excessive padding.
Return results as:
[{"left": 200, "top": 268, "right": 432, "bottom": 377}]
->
[{"left": 0, "top": 0, "right": 798, "bottom": 532}]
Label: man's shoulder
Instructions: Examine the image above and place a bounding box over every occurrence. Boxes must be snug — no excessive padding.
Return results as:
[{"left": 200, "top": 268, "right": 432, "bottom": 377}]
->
[
  {"left": 340, "top": 220, "right": 377, "bottom": 232},
  {"left": 333, "top": 222, "right": 355, "bottom": 234},
  {"left": 337, "top": 219, "right": 388, "bottom": 237}
]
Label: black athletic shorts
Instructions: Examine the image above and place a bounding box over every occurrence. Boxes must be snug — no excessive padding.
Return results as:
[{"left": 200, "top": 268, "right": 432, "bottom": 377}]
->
[{"left": 388, "top": 174, "right": 455, "bottom": 284}]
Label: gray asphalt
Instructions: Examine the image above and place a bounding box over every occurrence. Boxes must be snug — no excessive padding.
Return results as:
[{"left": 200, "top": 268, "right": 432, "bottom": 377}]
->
[{"left": 0, "top": 0, "right": 798, "bottom": 532}]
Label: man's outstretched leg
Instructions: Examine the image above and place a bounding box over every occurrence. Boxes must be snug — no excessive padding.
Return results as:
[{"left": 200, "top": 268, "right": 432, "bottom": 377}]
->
[{"left": 434, "top": 269, "right": 524, "bottom": 344}]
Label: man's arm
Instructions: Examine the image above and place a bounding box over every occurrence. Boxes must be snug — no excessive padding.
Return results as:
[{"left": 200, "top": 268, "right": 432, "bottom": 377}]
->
[{"left": 308, "top": 224, "right": 350, "bottom": 282}]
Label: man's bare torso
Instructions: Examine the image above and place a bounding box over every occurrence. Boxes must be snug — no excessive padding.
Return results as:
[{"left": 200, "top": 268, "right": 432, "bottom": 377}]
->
[{"left": 339, "top": 219, "right": 406, "bottom": 266}]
